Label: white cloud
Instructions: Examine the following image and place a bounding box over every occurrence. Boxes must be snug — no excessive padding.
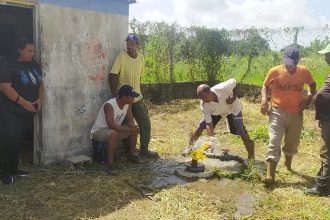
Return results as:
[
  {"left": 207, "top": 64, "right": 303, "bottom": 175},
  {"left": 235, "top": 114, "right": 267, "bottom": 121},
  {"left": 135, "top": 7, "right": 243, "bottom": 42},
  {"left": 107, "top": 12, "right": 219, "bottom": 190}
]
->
[
  {"left": 130, "top": 0, "right": 175, "bottom": 23},
  {"left": 174, "top": 0, "right": 330, "bottom": 28},
  {"left": 130, "top": 0, "right": 330, "bottom": 29},
  {"left": 131, "top": 9, "right": 175, "bottom": 23}
]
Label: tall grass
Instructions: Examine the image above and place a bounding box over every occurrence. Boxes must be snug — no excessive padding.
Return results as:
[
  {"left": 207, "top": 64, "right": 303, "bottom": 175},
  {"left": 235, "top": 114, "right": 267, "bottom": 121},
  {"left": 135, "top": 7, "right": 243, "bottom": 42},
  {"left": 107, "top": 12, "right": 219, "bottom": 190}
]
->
[{"left": 142, "top": 53, "right": 329, "bottom": 89}]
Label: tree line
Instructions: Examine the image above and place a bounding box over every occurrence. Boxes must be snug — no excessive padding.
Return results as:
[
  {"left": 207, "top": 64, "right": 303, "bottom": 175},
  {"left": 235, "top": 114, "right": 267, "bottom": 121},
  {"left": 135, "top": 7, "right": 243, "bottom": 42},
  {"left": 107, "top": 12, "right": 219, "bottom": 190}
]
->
[{"left": 130, "top": 19, "right": 330, "bottom": 86}]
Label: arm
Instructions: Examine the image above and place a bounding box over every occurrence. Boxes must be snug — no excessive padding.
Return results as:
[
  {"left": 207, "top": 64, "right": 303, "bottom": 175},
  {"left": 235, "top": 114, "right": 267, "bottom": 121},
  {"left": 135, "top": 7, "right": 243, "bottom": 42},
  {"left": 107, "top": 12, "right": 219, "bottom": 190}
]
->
[
  {"left": 299, "top": 81, "right": 316, "bottom": 111},
  {"left": 108, "top": 54, "right": 122, "bottom": 97},
  {"left": 226, "top": 85, "right": 238, "bottom": 104},
  {"left": 108, "top": 73, "right": 119, "bottom": 97},
  {"left": 260, "top": 85, "right": 270, "bottom": 115},
  {"left": 32, "top": 82, "right": 44, "bottom": 111},
  {"left": 104, "top": 103, "right": 136, "bottom": 133},
  {"left": 0, "top": 83, "right": 36, "bottom": 112},
  {"left": 125, "top": 104, "right": 139, "bottom": 135}
]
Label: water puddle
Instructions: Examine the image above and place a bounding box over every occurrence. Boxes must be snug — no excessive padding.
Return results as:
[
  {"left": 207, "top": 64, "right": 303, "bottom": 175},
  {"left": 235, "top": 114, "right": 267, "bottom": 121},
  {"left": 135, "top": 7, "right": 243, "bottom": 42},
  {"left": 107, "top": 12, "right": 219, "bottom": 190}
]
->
[
  {"left": 129, "top": 157, "right": 261, "bottom": 219},
  {"left": 144, "top": 155, "right": 243, "bottom": 188},
  {"left": 145, "top": 158, "right": 188, "bottom": 188}
]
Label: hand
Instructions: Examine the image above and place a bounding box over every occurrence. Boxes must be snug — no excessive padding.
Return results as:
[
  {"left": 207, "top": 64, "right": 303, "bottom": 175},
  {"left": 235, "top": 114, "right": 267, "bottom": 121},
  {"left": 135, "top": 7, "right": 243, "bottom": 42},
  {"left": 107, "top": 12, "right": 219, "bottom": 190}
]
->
[
  {"left": 21, "top": 99, "right": 36, "bottom": 112},
  {"left": 299, "top": 96, "right": 313, "bottom": 111},
  {"left": 130, "top": 125, "right": 140, "bottom": 135},
  {"left": 226, "top": 96, "right": 236, "bottom": 104},
  {"left": 260, "top": 102, "right": 269, "bottom": 115},
  {"left": 32, "top": 98, "right": 42, "bottom": 112}
]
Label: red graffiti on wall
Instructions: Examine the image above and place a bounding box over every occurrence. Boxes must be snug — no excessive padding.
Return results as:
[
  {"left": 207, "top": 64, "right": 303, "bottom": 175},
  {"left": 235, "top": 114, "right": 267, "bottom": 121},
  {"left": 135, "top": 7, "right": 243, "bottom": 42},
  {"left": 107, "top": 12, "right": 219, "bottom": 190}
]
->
[{"left": 71, "top": 35, "right": 109, "bottom": 81}]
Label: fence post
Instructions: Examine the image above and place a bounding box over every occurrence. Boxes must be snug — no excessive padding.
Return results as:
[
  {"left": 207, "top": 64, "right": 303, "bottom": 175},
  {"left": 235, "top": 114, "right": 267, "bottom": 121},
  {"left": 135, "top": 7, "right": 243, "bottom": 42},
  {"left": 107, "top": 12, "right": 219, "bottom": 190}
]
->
[
  {"left": 169, "top": 23, "right": 175, "bottom": 83},
  {"left": 293, "top": 27, "right": 299, "bottom": 47}
]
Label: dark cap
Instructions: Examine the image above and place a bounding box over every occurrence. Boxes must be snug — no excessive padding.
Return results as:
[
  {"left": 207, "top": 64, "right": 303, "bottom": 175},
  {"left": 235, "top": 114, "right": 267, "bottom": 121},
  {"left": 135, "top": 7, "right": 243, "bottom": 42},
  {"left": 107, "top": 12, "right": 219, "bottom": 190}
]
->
[
  {"left": 118, "top": 85, "right": 140, "bottom": 97},
  {"left": 283, "top": 47, "right": 300, "bottom": 65},
  {"left": 126, "top": 34, "right": 139, "bottom": 44}
]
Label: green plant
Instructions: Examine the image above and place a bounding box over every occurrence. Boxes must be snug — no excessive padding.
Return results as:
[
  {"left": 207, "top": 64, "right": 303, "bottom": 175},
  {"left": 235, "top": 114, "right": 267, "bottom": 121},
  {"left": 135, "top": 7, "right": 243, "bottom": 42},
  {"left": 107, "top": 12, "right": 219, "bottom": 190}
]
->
[
  {"left": 239, "top": 160, "right": 262, "bottom": 182},
  {"left": 250, "top": 124, "right": 269, "bottom": 143},
  {"left": 213, "top": 167, "right": 236, "bottom": 179},
  {"left": 301, "top": 127, "right": 317, "bottom": 140}
]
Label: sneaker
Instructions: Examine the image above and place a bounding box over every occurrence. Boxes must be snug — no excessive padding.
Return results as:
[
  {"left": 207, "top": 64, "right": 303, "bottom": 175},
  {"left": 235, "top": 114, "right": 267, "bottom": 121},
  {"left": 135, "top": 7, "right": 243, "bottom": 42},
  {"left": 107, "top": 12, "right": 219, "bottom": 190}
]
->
[
  {"left": 106, "top": 164, "right": 119, "bottom": 176},
  {"left": 1, "top": 175, "right": 14, "bottom": 185},
  {"left": 139, "top": 150, "right": 159, "bottom": 159},
  {"left": 127, "top": 154, "right": 143, "bottom": 163},
  {"left": 12, "top": 170, "right": 29, "bottom": 177},
  {"left": 305, "top": 186, "right": 329, "bottom": 197}
]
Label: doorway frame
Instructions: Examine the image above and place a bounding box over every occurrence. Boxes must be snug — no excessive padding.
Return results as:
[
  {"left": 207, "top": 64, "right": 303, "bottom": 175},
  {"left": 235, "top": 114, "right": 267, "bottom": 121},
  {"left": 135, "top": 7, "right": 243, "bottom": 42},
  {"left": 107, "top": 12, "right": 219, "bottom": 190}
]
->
[{"left": 1, "top": 0, "right": 42, "bottom": 165}]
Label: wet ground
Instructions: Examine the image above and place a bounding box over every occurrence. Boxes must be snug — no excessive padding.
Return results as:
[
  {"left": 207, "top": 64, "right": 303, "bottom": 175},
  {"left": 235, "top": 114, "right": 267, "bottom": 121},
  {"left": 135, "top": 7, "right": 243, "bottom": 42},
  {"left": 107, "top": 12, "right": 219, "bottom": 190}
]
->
[
  {"left": 17, "top": 140, "right": 262, "bottom": 219},
  {"left": 131, "top": 155, "right": 263, "bottom": 219}
]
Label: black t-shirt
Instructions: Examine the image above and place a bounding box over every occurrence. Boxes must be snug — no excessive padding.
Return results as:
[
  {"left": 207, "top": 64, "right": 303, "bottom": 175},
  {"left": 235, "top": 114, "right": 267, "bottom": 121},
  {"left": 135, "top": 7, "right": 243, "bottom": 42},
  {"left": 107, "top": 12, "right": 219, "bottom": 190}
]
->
[
  {"left": 0, "top": 58, "right": 42, "bottom": 117},
  {"left": 315, "top": 74, "right": 330, "bottom": 120}
]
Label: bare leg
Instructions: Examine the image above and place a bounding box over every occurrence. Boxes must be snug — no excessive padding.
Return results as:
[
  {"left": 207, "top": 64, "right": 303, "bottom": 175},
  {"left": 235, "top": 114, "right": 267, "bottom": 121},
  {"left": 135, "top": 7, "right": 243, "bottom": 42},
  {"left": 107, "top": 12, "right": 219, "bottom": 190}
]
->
[
  {"left": 189, "top": 126, "right": 203, "bottom": 145},
  {"left": 284, "top": 155, "right": 293, "bottom": 171},
  {"left": 240, "top": 133, "right": 255, "bottom": 159},
  {"left": 128, "top": 133, "right": 138, "bottom": 156},
  {"left": 261, "top": 159, "right": 277, "bottom": 185},
  {"left": 107, "top": 131, "right": 119, "bottom": 165}
]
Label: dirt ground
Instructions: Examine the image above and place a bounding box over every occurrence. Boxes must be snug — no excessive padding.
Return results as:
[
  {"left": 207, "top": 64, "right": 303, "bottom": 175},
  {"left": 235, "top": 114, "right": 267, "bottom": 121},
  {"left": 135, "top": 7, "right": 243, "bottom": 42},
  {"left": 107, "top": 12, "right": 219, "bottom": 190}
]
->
[{"left": 0, "top": 98, "right": 329, "bottom": 220}]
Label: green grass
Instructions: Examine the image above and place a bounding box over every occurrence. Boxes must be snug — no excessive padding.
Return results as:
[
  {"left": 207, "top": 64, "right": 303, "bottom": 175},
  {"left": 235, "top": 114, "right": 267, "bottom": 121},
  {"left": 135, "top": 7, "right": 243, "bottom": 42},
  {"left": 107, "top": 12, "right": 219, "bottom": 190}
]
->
[
  {"left": 250, "top": 124, "right": 269, "bottom": 143},
  {"left": 142, "top": 53, "right": 329, "bottom": 89},
  {"left": 1, "top": 99, "right": 329, "bottom": 219}
]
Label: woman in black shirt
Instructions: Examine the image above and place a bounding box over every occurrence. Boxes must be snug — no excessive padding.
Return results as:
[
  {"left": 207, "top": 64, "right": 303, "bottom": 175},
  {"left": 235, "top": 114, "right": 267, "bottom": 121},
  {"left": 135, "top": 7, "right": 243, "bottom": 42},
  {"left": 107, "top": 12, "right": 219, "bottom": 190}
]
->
[{"left": 0, "top": 37, "right": 44, "bottom": 185}]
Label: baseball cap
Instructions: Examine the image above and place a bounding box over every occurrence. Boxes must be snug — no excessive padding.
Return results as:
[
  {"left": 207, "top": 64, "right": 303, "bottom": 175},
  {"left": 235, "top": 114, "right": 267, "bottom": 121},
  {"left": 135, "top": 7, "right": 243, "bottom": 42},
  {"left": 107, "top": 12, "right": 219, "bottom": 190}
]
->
[
  {"left": 318, "top": 44, "right": 330, "bottom": 54},
  {"left": 126, "top": 34, "right": 139, "bottom": 44},
  {"left": 283, "top": 47, "right": 300, "bottom": 65},
  {"left": 118, "top": 85, "right": 140, "bottom": 97}
]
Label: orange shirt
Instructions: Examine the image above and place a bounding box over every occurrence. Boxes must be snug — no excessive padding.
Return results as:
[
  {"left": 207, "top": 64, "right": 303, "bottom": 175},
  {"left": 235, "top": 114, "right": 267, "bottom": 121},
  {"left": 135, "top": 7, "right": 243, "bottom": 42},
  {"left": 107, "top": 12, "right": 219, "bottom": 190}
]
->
[{"left": 263, "top": 65, "right": 315, "bottom": 113}]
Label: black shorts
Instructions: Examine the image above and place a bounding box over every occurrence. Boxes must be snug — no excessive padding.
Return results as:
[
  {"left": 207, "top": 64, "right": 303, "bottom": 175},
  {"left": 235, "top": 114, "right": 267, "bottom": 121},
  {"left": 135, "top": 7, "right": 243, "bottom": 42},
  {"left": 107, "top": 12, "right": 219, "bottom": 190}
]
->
[{"left": 198, "top": 111, "right": 247, "bottom": 136}]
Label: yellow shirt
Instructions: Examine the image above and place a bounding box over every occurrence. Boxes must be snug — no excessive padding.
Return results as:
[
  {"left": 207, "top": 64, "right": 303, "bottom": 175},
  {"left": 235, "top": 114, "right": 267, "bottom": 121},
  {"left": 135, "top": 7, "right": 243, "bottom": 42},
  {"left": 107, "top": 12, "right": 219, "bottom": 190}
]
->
[
  {"left": 110, "top": 52, "right": 144, "bottom": 102},
  {"left": 263, "top": 64, "right": 315, "bottom": 113}
]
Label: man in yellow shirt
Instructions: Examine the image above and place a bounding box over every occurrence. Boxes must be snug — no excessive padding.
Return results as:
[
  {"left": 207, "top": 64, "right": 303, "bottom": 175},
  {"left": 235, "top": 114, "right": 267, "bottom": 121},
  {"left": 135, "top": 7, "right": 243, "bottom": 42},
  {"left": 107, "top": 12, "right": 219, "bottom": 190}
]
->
[
  {"left": 108, "top": 34, "right": 159, "bottom": 159},
  {"left": 260, "top": 47, "right": 316, "bottom": 185}
]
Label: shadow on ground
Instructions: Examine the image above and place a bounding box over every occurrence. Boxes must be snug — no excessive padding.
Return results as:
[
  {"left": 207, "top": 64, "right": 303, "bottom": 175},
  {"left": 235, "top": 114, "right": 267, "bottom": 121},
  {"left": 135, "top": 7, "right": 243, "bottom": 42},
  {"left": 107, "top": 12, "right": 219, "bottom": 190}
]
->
[{"left": 0, "top": 151, "right": 263, "bottom": 219}]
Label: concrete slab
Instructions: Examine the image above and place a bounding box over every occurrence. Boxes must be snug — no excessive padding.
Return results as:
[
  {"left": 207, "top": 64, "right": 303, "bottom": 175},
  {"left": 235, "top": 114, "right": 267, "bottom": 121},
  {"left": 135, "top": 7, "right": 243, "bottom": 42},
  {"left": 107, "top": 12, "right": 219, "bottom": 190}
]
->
[
  {"left": 174, "top": 156, "right": 242, "bottom": 179},
  {"left": 204, "top": 158, "right": 242, "bottom": 174},
  {"left": 66, "top": 155, "right": 92, "bottom": 164}
]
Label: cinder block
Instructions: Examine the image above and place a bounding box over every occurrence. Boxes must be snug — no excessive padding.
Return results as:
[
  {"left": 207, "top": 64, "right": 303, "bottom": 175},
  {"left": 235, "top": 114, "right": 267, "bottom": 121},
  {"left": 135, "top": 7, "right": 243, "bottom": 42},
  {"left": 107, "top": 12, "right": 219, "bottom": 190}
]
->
[{"left": 66, "top": 155, "right": 92, "bottom": 165}]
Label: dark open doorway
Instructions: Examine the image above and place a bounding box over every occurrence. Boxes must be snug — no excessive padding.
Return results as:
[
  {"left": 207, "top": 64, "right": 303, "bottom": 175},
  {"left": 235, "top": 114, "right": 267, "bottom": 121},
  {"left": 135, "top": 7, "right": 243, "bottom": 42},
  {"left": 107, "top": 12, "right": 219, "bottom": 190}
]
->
[{"left": 0, "top": 4, "right": 35, "bottom": 166}]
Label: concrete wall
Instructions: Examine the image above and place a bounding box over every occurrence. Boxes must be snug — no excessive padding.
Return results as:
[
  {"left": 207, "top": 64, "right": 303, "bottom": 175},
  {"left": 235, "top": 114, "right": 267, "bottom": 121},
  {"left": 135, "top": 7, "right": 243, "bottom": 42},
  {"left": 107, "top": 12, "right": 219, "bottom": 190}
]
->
[{"left": 38, "top": 2, "right": 128, "bottom": 165}]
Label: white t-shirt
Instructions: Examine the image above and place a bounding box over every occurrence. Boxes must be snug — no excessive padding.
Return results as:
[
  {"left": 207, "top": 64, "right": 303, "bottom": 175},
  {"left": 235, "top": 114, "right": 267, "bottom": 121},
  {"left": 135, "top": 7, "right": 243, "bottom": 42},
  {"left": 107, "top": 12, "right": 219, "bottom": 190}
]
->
[
  {"left": 90, "top": 98, "right": 129, "bottom": 136},
  {"left": 201, "top": 78, "right": 242, "bottom": 123}
]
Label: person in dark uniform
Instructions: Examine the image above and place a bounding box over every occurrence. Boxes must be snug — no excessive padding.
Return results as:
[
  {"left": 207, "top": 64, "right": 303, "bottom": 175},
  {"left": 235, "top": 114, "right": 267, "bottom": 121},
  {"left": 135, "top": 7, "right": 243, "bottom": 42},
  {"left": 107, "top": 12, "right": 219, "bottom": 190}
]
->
[
  {"left": 306, "top": 44, "right": 330, "bottom": 196},
  {"left": 0, "top": 37, "right": 44, "bottom": 185}
]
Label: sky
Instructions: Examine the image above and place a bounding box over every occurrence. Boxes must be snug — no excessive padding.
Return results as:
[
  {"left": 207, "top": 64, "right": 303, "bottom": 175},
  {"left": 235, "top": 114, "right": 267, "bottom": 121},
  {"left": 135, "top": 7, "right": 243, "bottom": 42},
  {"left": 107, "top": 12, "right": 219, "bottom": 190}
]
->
[{"left": 129, "top": 0, "right": 330, "bottom": 29}]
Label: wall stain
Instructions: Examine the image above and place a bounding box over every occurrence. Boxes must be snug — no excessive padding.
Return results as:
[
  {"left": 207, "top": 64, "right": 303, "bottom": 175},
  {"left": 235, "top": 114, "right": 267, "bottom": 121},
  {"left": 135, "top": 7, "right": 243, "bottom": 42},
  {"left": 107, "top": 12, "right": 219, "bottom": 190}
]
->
[{"left": 70, "top": 33, "right": 109, "bottom": 81}]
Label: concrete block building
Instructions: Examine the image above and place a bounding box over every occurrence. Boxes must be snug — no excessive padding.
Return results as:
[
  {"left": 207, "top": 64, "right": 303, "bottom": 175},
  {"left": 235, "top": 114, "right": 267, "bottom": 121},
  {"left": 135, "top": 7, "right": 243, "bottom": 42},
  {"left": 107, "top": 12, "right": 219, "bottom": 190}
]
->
[{"left": 0, "top": 0, "right": 134, "bottom": 165}]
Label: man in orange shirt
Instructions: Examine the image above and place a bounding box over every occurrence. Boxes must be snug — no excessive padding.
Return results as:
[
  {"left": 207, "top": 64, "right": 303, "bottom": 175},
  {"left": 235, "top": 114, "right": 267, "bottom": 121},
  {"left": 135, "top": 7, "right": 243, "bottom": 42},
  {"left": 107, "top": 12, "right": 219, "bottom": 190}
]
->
[{"left": 260, "top": 47, "right": 316, "bottom": 185}]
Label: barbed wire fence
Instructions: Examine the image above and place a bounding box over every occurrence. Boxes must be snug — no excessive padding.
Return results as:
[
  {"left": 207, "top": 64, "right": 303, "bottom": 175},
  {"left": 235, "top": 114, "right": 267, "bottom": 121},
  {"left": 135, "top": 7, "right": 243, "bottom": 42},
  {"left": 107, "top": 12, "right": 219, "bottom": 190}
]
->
[{"left": 130, "top": 19, "right": 330, "bottom": 85}]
